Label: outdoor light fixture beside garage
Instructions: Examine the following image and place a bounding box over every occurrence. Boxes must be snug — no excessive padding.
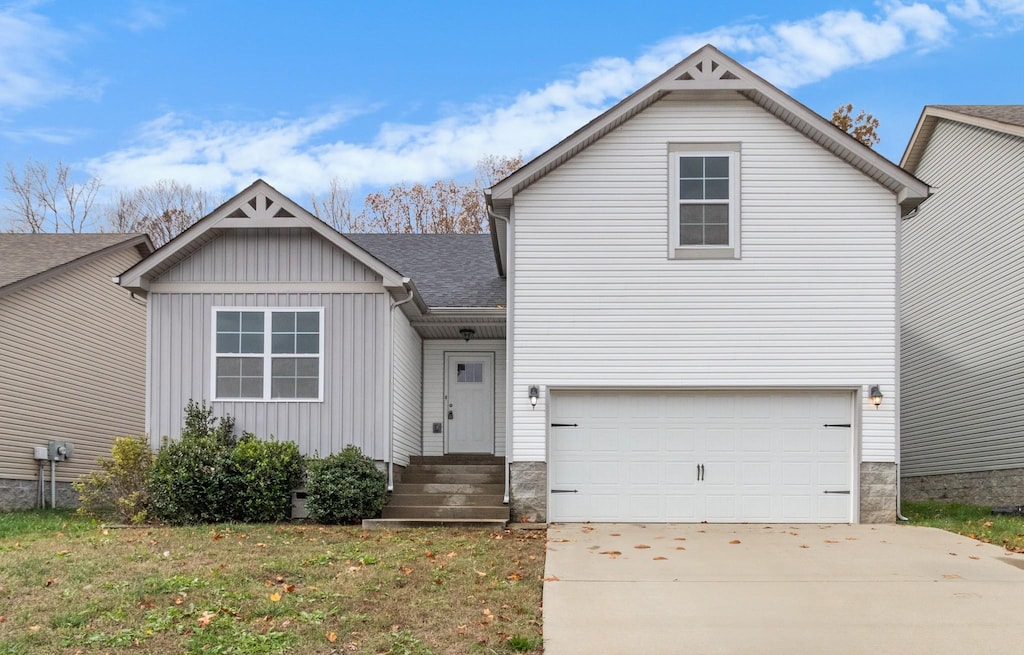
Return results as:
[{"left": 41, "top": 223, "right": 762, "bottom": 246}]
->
[
  {"left": 459, "top": 327, "right": 475, "bottom": 342},
  {"left": 529, "top": 385, "right": 539, "bottom": 409},
  {"left": 869, "top": 385, "right": 884, "bottom": 408}
]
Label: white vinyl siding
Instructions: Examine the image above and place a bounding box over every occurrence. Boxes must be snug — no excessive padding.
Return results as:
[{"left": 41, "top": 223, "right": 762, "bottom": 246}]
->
[
  {"left": 901, "top": 120, "right": 1024, "bottom": 476},
  {"left": 422, "top": 340, "right": 506, "bottom": 456},
  {"left": 0, "top": 247, "right": 146, "bottom": 483},
  {"left": 392, "top": 310, "right": 423, "bottom": 465},
  {"left": 510, "top": 95, "right": 898, "bottom": 463}
]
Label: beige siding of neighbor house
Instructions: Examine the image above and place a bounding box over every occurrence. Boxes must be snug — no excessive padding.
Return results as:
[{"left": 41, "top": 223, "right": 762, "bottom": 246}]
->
[
  {"left": 510, "top": 95, "right": 899, "bottom": 463},
  {"left": 0, "top": 247, "right": 147, "bottom": 483},
  {"left": 391, "top": 309, "right": 423, "bottom": 465},
  {"left": 148, "top": 228, "right": 392, "bottom": 460},
  {"left": 901, "top": 120, "right": 1024, "bottom": 476},
  {"left": 422, "top": 339, "right": 506, "bottom": 456}
]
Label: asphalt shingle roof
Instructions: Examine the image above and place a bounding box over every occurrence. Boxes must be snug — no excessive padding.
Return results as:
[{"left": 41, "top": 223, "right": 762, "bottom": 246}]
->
[
  {"left": 0, "top": 233, "right": 145, "bottom": 291},
  {"left": 933, "top": 105, "right": 1024, "bottom": 129},
  {"left": 345, "top": 233, "right": 505, "bottom": 309}
]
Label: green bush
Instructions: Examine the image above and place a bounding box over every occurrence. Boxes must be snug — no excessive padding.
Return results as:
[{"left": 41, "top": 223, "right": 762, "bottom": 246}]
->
[
  {"left": 73, "top": 436, "right": 153, "bottom": 524},
  {"left": 305, "top": 446, "right": 386, "bottom": 524},
  {"left": 148, "top": 401, "right": 307, "bottom": 525},
  {"left": 231, "top": 436, "right": 304, "bottom": 522},
  {"left": 148, "top": 400, "right": 239, "bottom": 524}
]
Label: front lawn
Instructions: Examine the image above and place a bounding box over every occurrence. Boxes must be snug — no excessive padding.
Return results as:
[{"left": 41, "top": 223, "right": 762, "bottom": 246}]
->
[
  {"left": 0, "top": 511, "right": 545, "bottom": 654},
  {"left": 903, "top": 501, "right": 1024, "bottom": 552}
]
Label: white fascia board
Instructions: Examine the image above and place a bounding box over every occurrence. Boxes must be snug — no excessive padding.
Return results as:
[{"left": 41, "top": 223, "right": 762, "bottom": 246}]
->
[{"left": 901, "top": 106, "right": 1024, "bottom": 173}]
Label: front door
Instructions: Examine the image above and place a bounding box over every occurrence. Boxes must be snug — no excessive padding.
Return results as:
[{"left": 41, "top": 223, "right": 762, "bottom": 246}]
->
[{"left": 445, "top": 353, "right": 494, "bottom": 453}]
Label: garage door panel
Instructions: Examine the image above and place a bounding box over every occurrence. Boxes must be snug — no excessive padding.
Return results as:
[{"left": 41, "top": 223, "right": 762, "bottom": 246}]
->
[{"left": 549, "top": 391, "right": 854, "bottom": 523}]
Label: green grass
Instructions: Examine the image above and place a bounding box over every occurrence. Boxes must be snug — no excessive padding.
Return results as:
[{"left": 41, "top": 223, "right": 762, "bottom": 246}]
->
[
  {"left": 0, "top": 510, "right": 545, "bottom": 654},
  {"left": 903, "top": 500, "right": 1024, "bottom": 552}
]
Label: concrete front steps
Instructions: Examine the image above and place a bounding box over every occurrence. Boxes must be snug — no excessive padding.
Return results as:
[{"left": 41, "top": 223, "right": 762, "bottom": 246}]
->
[{"left": 363, "top": 455, "right": 509, "bottom": 529}]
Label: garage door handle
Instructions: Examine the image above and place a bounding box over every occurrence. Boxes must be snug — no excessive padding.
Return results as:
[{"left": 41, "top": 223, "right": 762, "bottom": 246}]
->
[
  {"left": 551, "top": 489, "right": 578, "bottom": 494},
  {"left": 551, "top": 423, "right": 578, "bottom": 427},
  {"left": 824, "top": 490, "right": 851, "bottom": 494},
  {"left": 823, "top": 423, "right": 851, "bottom": 428}
]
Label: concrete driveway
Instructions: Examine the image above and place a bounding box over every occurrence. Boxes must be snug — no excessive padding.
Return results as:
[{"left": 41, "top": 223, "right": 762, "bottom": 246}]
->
[{"left": 543, "top": 523, "right": 1024, "bottom": 655}]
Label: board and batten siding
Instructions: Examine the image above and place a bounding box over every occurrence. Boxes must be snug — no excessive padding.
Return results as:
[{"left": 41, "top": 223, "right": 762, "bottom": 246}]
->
[
  {"left": 391, "top": 310, "right": 423, "bottom": 465},
  {"left": 0, "top": 248, "right": 147, "bottom": 483},
  {"left": 148, "top": 228, "right": 391, "bottom": 460},
  {"left": 511, "top": 95, "right": 898, "bottom": 463},
  {"left": 901, "top": 120, "right": 1024, "bottom": 476},
  {"left": 422, "top": 340, "right": 506, "bottom": 456}
]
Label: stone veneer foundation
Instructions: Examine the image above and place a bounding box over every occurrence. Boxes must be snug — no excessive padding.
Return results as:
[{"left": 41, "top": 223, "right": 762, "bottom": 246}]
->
[
  {"left": 0, "top": 478, "right": 78, "bottom": 511},
  {"left": 902, "top": 468, "right": 1024, "bottom": 507},
  {"left": 510, "top": 461, "right": 899, "bottom": 523}
]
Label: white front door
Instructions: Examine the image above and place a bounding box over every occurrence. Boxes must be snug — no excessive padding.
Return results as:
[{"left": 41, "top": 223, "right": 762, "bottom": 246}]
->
[{"left": 445, "top": 353, "right": 495, "bottom": 453}]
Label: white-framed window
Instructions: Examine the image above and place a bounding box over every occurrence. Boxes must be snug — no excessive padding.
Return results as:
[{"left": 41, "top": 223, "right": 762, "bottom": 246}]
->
[
  {"left": 668, "top": 143, "right": 741, "bottom": 259},
  {"left": 211, "top": 307, "right": 324, "bottom": 402}
]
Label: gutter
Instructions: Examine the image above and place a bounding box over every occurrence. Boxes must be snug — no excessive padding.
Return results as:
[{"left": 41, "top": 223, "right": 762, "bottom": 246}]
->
[
  {"left": 388, "top": 278, "right": 415, "bottom": 492},
  {"left": 487, "top": 204, "right": 513, "bottom": 506}
]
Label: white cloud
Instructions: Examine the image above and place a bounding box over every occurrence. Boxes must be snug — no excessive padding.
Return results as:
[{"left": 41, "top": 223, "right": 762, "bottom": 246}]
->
[
  {"left": 0, "top": 6, "right": 77, "bottom": 112},
  {"left": 84, "top": 2, "right": 1008, "bottom": 201}
]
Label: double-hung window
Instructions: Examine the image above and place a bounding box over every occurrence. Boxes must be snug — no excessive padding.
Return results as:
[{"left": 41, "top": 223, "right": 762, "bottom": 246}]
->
[
  {"left": 669, "top": 143, "right": 740, "bottom": 259},
  {"left": 213, "top": 308, "right": 324, "bottom": 401}
]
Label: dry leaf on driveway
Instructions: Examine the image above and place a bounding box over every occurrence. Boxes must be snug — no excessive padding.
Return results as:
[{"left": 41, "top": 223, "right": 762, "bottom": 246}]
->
[
  {"left": 634, "top": 544, "right": 650, "bottom": 549},
  {"left": 729, "top": 540, "right": 741, "bottom": 544}
]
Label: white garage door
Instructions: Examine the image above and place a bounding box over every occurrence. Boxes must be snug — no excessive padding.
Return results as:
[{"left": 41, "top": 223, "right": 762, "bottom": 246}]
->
[{"left": 548, "top": 391, "right": 853, "bottom": 523}]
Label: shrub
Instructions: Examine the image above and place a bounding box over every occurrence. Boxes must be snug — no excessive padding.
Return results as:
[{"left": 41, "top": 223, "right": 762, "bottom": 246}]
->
[
  {"left": 305, "top": 446, "right": 386, "bottom": 524},
  {"left": 73, "top": 436, "right": 153, "bottom": 524},
  {"left": 231, "top": 436, "right": 304, "bottom": 522},
  {"left": 148, "top": 400, "right": 239, "bottom": 524}
]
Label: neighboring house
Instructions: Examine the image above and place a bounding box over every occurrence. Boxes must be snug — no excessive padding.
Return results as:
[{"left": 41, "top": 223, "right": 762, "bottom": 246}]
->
[
  {"left": 0, "top": 233, "right": 153, "bottom": 510},
  {"left": 899, "top": 105, "right": 1024, "bottom": 505},
  {"left": 121, "top": 44, "right": 928, "bottom": 525}
]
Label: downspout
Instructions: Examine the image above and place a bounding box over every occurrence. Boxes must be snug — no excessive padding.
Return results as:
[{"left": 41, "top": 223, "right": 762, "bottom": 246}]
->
[
  {"left": 388, "top": 278, "right": 415, "bottom": 493},
  {"left": 487, "top": 205, "right": 512, "bottom": 505},
  {"left": 895, "top": 207, "right": 910, "bottom": 522}
]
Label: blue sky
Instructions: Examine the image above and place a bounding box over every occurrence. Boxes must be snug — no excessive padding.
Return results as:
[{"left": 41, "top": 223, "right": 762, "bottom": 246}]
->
[{"left": 1, "top": 0, "right": 1022, "bottom": 217}]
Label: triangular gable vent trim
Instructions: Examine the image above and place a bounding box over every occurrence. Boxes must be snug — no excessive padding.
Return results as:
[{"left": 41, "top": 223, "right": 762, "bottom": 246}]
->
[
  {"left": 223, "top": 191, "right": 296, "bottom": 221},
  {"left": 675, "top": 53, "right": 743, "bottom": 83}
]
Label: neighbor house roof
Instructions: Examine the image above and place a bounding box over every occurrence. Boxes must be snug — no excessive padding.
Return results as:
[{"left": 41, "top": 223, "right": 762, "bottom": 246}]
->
[
  {"left": 901, "top": 105, "right": 1024, "bottom": 173},
  {"left": 346, "top": 233, "right": 505, "bottom": 309},
  {"left": 0, "top": 233, "right": 152, "bottom": 298}
]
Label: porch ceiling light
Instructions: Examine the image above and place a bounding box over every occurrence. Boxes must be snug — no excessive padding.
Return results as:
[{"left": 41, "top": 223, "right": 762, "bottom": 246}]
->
[
  {"left": 869, "top": 385, "right": 883, "bottom": 408},
  {"left": 459, "top": 327, "right": 475, "bottom": 342},
  {"left": 529, "top": 385, "right": 540, "bottom": 409}
]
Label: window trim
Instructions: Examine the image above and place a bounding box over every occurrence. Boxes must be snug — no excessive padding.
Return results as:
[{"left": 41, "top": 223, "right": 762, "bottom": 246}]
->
[
  {"left": 668, "top": 142, "right": 741, "bottom": 260},
  {"left": 210, "top": 306, "right": 325, "bottom": 403}
]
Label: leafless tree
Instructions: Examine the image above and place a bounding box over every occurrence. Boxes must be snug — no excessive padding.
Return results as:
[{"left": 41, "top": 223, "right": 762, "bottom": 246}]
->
[
  {"left": 3, "top": 159, "right": 101, "bottom": 232},
  {"left": 309, "top": 177, "right": 363, "bottom": 232},
  {"left": 105, "top": 180, "right": 213, "bottom": 246}
]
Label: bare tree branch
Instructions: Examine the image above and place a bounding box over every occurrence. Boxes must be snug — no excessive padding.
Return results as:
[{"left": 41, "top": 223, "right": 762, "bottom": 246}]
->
[{"left": 104, "top": 179, "right": 213, "bottom": 246}]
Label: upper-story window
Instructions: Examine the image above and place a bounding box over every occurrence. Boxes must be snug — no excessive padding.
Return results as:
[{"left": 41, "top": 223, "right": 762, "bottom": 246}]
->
[
  {"left": 212, "top": 308, "right": 324, "bottom": 401},
  {"left": 669, "top": 143, "right": 741, "bottom": 259}
]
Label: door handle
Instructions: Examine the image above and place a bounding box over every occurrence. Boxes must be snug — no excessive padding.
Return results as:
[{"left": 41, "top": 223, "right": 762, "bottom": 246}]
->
[
  {"left": 448, "top": 410, "right": 454, "bottom": 420},
  {"left": 696, "top": 463, "right": 705, "bottom": 481}
]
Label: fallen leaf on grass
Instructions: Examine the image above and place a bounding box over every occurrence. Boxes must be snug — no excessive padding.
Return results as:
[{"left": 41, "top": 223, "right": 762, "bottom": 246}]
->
[
  {"left": 256, "top": 543, "right": 267, "bottom": 548},
  {"left": 269, "top": 592, "right": 282, "bottom": 602},
  {"left": 400, "top": 566, "right": 414, "bottom": 575},
  {"left": 424, "top": 550, "right": 436, "bottom": 558},
  {"left": 198, "top": 611, "right": 216, "bottom": 628},
  {"left": 507, "top": 572, "right": 522, "bottom": 581},
  {"left": 28, "top": 625, "right": 40, "bottom": 633},
  {"left": 729, "top": 540, "right": 741, "bottom": 545},
  {"left": 474, "top": 569, "right": 487, "bottom": 578},
  {"left": 456, "top": 625, "right": 468, "bottom": 635},
  {"left": 634, "top": 544, "right": 651, "bottom": 549},
  {"left": 653, "top": 556, "right": 667, "bottom": 561},
  {"left": 326, "top": 631, "right": 338, "bottom": 642},
  {"left": 983, "top": 521, "right": 993, "bottom": 527},
  {"left": 284, "top": 584, "right": 296, "bottom": 593},
  {"left": 213, "top": 533, "right": 224, "bottom": 541},
  {"left": 44, "top": 578, "right": 55, "bottom": 587}
]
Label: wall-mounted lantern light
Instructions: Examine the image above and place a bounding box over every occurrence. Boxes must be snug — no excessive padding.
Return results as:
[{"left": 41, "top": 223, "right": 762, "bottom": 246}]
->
[
  {"left": 869, "top": 385, "right": 883, "bottom": 408},
  {"left": 459, "top": 327, "right": 475, "bottom": 342},
  {"left": 528, "top": 385, "right": 540, "bottom": 409}
]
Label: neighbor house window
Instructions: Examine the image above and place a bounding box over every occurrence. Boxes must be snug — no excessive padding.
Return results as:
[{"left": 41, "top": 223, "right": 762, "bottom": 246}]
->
[
  {"left": 212, "top": 308, "right": 323, "bottom": 401},
  {"left": 669, "top": 143, "right": 740, "bottom": 259}
]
